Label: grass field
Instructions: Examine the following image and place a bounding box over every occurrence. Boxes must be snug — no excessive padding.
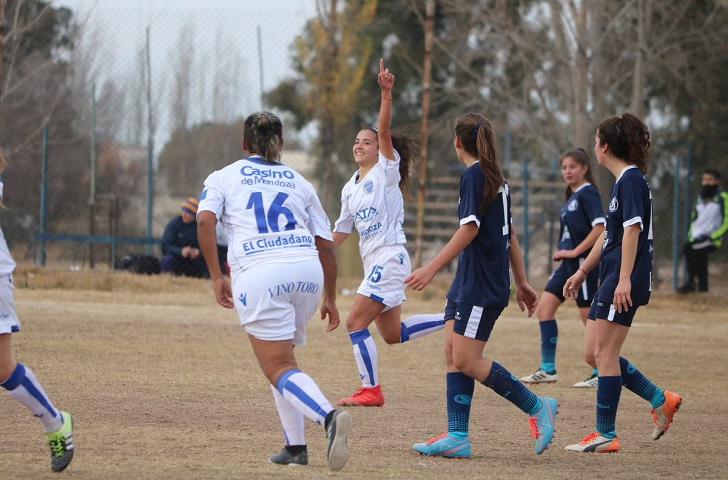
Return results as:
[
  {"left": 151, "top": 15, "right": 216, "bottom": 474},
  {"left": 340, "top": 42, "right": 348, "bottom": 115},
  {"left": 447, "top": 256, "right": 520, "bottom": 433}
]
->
[{"left": 1, "top": 267, "right": 727, "bottom": 479}]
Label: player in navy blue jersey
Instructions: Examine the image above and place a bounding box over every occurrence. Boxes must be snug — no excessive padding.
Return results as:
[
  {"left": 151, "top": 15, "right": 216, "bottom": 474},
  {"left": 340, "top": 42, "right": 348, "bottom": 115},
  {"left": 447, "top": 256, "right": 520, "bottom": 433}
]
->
[
  {"left": 563, "top": 113, "right": 682, "bottom": 453},
  {"left": 520, "top": 148, "right": 605, "bottom": 388},
  {"left": 406, "top": 113, "right": 557, "bottom": 458},
  {"left": 0, "top": 148, "right": 75, "bottom": 472}
]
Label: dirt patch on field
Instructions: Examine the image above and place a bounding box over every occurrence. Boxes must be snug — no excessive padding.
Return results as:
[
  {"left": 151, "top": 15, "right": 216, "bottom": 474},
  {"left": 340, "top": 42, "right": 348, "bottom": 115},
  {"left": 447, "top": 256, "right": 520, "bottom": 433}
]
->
[{"left": 1, "top": 270, "right": 726, "bottom": 479}]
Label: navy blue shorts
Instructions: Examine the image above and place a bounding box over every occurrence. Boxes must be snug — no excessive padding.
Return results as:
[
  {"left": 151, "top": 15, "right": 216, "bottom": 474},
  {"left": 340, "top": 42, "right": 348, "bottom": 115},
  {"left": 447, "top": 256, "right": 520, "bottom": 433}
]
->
[
  {"left": 587, "top": 298, "right": 639, "bottom": 327},
  {"left": 446, "top": 299, "right": 502, "bottom": 341},
  {"left": 544, "top": 261, "right": 598, "bottom": 308}
]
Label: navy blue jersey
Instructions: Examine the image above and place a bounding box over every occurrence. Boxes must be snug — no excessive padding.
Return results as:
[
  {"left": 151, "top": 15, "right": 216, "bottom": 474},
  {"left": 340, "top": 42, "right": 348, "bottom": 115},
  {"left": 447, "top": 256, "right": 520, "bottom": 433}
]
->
[
  {"left": 447, "top": 162, "right": 512, "bottom": 308},
  {"left": 558, "top": 183, "right": 605, "bottom": 257},
  {"left": 596, "top": 166, "right": 653, "bottom": 306}
]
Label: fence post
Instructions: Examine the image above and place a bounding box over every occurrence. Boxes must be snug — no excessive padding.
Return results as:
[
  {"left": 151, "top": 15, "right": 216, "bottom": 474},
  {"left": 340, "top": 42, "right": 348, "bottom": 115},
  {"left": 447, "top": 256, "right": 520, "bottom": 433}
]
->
[
  {"left": 672, "top": 156, "right": 681, "bottom": 290},
  {"left": 39, "top": 125, "right": 49, "bottom": 266},
  {"left": 522, "top": 156, "right": 529, "bottom": 276},
  {"left": 681, "top": 144, "right": 693, "bottom": 283},
  {"left": 145, "top": 25, "right": 155, "bottom": 256}
]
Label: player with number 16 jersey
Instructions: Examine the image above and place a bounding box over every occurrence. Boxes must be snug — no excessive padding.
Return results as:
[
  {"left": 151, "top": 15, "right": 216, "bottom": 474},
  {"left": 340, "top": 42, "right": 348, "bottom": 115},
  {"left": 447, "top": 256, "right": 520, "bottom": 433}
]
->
[
  {"left": 201, "top": 155, "right": 331, "bottom": 272},
  {"left": 197, "top": 112, "right": 351, "bottom": 471}
]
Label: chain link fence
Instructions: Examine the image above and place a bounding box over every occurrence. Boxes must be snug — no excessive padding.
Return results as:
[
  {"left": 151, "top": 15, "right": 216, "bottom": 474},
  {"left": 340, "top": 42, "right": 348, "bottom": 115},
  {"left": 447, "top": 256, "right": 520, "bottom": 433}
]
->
[{"left": 2, "top": 3, "right": 726, "bottom": 294}]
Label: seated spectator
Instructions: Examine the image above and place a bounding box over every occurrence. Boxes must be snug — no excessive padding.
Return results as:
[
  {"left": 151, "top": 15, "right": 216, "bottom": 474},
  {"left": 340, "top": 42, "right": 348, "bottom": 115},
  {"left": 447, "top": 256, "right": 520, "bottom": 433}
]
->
[{"left": 160, "top": 197, "right": 209, "bottom": 278}]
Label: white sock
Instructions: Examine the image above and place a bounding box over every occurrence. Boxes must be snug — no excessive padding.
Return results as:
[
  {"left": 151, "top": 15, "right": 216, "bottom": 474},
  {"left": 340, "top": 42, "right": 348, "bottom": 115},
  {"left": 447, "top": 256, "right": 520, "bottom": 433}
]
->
[
  {"left": 270, "top": 384, "right": 306, "bottom": 445},
  {"left": 1, "top": 363, "right": 62, "bottom": 433},
  {"left": 349, "top": 329, "right": 378, "bottom": 387},
  {"left": 277, "top": 369, "right": 333, "bottom": 426},
  {"left": 400, "top": 313, "right": 446, "bottom": 342}
]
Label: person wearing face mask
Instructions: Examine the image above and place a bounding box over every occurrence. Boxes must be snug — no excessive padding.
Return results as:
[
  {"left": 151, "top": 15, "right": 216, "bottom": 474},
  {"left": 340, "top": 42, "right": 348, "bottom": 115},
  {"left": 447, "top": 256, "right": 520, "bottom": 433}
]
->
[{"left": 676, "top": 169, "right": 728, "bottom": 293}]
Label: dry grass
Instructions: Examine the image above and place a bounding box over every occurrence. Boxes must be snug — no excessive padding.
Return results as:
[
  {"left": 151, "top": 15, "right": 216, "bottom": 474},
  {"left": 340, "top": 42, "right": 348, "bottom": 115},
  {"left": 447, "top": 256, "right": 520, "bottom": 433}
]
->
[{"left": 1, "top": 267, "right": 727, "bottom": 479}]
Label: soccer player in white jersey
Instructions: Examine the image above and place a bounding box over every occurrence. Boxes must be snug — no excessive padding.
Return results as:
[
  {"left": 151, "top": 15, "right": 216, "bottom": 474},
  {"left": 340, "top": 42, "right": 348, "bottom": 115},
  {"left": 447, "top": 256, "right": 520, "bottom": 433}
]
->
[
  {"left": 520, "top": 148, "right": 606, "bottom": 388},
  {"left": 405, "top": 113, "right": 557, "bottom": 457},
  {"left": 0, "top": 148, "right": 75, "bottom": 472},
  {"left": 197, "top": 112, "right": 351, "bottom": 471},
  {"left": 334, "top": 59, "right": 445, "bottom": 407},
  {"left": 563, "top": 114, "right": 681, "bottom": 453}
]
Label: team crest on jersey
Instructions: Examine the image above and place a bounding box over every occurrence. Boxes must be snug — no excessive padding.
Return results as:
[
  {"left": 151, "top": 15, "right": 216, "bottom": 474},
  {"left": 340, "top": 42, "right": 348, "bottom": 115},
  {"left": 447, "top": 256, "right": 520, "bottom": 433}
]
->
[
  {"left": 609, "top": 197, "right": 618, "bottom": 212},
  {"left": 364, "top": 180, "right": 374, "bottom": 193},
  {"left": 568, "top": 199, "right": 578, "bottom": 211}
]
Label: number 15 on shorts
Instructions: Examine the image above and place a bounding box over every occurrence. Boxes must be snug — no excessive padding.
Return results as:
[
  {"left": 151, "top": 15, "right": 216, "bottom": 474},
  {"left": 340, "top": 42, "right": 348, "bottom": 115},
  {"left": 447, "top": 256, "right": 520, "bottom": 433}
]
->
[{"left": 367, "top": 265, "right": 384, "bottom": 283}]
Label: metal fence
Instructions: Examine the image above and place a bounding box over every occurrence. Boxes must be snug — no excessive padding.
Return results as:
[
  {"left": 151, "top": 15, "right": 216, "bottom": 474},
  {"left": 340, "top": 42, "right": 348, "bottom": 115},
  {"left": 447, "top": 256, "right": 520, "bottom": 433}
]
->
[{"left": 2, "top": 3, "right": 726, "bottom": 294}]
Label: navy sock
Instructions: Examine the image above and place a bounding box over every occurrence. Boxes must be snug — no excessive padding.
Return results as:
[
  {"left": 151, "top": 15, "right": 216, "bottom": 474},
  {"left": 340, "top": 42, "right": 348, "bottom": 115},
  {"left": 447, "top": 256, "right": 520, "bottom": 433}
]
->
[
  {"left": 595, "top": 375, "right": 622, "bottom": 438},
  {"left": 483, "top": 361, "right": 540, "bottom": 415},
  {"left": 446, "top": 372, "right": 474, "bottom": 436},
  {"left": 539, "top": 319, "right": 558, "bottom": 372},
  {"left": 619, "top": 357, "right": 664, "bottom": 408}
]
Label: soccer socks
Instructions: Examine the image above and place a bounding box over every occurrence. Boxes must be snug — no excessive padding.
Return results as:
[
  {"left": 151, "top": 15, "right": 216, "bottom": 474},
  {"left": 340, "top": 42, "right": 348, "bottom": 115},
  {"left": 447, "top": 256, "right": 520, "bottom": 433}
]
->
[
  {"left": 483, "top": 361, "right": 540, "bottom": 415},
  {"left": 349, "top": 329, "right": 378, "bottom": 387},
  {"left": 446, "top": 372, "right": 474, "bottom": 437},
  {"left": 1, "top": 363, "right": 62, "bottom": 433},
  {"left": 271, "top": 384, "right": 306, "bottom": 445},
  {"left": 276, "top": 369, "right": 334, "bottom": 426},
  {"left": 619, "top": 357, "right": 665, "bottom": 408},
  {"left": 539, "top": 319, "right": 558, "bottom": 373},
  {"left": 595, "top": 375, "right": 622, "bottom": 438},
  {"left": 400, "top": 314, "right": 445, "bottom": 343}
]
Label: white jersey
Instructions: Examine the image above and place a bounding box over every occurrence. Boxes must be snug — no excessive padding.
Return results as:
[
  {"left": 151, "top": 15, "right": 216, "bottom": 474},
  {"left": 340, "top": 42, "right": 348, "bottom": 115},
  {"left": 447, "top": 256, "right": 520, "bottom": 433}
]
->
[
  {"left": 198, "top": 156, "right": 332, "bottom": 272},
  {"left": 333, "top": 151, "right": 406, "bottom": 259},
  {"left": 0, "top": 178, "right": 17, "bottom": 275}
]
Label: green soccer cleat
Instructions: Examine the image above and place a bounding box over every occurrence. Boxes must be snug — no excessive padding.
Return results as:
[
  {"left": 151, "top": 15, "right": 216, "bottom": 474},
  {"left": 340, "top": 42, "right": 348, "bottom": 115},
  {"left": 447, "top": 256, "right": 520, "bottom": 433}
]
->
[{"left": 46, "top": 411, "right": 74, "bottom": 472}]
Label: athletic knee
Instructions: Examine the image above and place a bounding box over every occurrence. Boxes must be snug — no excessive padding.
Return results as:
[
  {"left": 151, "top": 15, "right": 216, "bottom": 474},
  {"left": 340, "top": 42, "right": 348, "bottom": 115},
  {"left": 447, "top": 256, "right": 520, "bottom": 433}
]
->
[
  {"left": 345, "top": 316, "right": 373, "bottom": 332},
  {"left": 267, "top": 363, "right": 299, "bottom": 387},
  {"left": 381, "top": 333, "right": 400, "bottom": 345},
  {"left": 582, "top": 350, "right": 597, "bottom": 368},
  {"left": 451, "top": 352, "right": 473, "bottom": 374}
]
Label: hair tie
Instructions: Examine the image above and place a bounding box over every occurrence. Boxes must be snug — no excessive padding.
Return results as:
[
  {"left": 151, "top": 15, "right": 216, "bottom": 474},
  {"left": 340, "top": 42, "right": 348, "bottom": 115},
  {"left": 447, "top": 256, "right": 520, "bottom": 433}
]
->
[{"left": 473, "top": 121, "right": 485, "bottom": 138}]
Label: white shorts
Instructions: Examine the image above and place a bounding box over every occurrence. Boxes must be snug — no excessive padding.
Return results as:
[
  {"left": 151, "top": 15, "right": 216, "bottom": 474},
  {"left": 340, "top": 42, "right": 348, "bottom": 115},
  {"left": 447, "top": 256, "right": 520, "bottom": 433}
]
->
[
  {"left": 0, "top": 273, "right": 20, "bottom": 334},
  {"left": 231, "top": 258, "right": 323, "bottom": 345},
  {"left": 357, "top": 244, "right": 409, "bottom": 310}
]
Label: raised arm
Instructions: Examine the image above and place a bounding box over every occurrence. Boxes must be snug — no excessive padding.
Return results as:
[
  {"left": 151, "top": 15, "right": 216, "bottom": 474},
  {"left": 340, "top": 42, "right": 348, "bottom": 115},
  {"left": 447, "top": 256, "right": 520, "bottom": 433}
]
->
[{"left": 377, "top": 58, "right": 395, "bottom": 161}]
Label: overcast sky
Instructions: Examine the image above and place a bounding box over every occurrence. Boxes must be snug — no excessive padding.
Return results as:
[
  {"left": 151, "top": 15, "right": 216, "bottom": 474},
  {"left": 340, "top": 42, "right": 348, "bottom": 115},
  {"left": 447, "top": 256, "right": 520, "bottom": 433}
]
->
[
  {"left": 54, "top": 0, "right": 317, "bottom": 13},
  {"left": 50, "top": 0, "right": 320, "bottom": 146},
  {"left": 52, "top": 0, "right": 319, "bottom": 93}
]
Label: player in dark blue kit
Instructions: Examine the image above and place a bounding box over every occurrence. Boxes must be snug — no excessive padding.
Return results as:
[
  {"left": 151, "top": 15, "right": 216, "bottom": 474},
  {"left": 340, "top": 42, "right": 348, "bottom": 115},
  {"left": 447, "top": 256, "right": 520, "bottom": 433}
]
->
[
  {"left": 406, "top": 113, "right": 557, "bottom": 457},
  {"left": 520, "top": 148, "right": 605, "bottom": 388},
  {"left": 563, "top": 113, "right": 682, "bottom": 453}
]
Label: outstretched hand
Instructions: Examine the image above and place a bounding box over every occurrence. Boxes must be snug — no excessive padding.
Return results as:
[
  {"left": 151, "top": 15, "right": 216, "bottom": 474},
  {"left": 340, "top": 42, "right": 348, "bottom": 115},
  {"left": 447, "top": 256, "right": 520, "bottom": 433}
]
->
[{"left": 378, "top": 58, "right": 394, "bottom": 91}]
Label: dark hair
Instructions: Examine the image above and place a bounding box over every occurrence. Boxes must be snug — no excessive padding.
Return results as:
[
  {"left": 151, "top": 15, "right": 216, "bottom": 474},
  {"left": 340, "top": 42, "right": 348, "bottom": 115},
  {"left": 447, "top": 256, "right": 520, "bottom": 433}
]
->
[
  {"left": 704, "top": 168, "right": 721, "bottom": 181},
  {"left": 244, "top": 111, "right": 283, "bottom": 162},
  {"left": 596, "top": 113, "right": 650, "bottom": 174},
  {"left": 365, "top": 127, "right": 415, "bottom": 194},
  {"left": 454, "top": 113, "right": 503, "bottom": 211},
  {"left": 561, "top": 147, "right": 597, "bottom": 201}
]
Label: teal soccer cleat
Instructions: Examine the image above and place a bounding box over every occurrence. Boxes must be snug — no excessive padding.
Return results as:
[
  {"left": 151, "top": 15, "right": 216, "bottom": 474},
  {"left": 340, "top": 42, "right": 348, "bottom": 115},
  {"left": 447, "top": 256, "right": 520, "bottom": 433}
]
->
[
  {"left": 529, "top": 397, "right": 558, "bottom": 454},
  {"left": 412, "top": 432, "right": 471, "bottom": 458}
]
